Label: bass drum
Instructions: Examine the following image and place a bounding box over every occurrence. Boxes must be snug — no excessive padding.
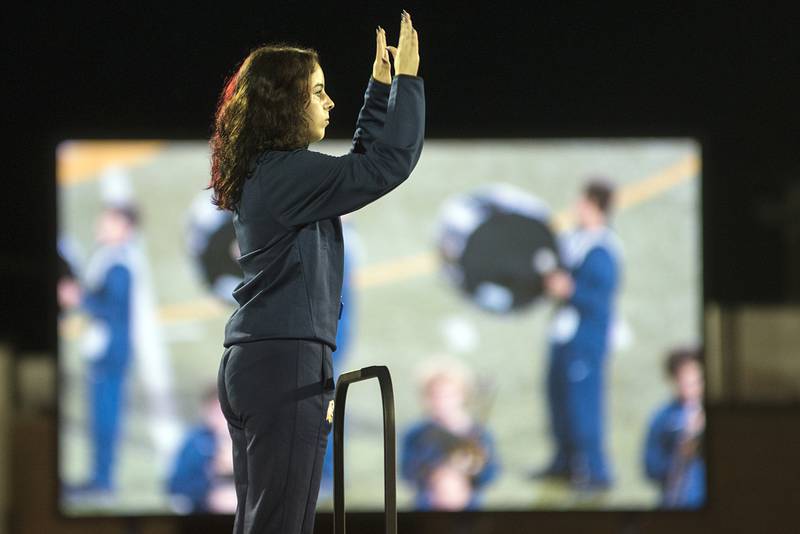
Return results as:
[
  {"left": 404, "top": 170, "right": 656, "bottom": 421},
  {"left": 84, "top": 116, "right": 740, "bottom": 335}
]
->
[
  {"left": 436, "top": 184, "right": 560, "bottom": 313},
  {"left": 185, "top": 190, "right": 242, "bottom": 304}
]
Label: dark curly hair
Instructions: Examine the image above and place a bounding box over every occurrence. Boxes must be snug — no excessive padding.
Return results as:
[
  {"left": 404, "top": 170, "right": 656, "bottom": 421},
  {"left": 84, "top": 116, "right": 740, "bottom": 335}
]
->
[
  {"left": 665, "top": 346, "right": 703, "bottom": 378},
  {"left": 583, "top": 178, "right": 616, "bottom": 216},
  {"left": 210, "top": 45, "right": 319, "bottom": 211}
]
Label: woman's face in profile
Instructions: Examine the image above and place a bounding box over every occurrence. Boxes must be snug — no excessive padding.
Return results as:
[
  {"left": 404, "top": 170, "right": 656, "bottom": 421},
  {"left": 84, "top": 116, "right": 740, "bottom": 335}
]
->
[{"left": 306, "top": 64, "right": 335, "bottom": 144}]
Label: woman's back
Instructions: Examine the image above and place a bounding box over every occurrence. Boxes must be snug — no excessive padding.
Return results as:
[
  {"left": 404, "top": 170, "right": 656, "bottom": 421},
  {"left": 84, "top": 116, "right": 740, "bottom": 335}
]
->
[{"left": 225, "top": 75, "right": 425, "bottom": 350}]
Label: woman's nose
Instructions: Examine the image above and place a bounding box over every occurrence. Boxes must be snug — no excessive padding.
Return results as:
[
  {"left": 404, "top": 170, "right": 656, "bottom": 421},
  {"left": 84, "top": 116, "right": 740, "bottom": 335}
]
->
[{"left": 327, "top": 97, "right": 335, "bottom": 110}]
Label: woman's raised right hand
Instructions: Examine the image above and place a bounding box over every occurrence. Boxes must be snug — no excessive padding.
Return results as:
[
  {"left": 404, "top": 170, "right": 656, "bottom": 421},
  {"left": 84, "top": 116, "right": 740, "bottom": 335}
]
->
[{"left": 387, "top": 10, "right": 419, "bottom": 77}]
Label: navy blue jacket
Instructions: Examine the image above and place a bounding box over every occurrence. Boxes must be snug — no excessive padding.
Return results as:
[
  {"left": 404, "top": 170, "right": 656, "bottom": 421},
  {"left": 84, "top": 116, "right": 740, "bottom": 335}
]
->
[{"left": 224, "top": 75, "right": 425, "bottom": 349}]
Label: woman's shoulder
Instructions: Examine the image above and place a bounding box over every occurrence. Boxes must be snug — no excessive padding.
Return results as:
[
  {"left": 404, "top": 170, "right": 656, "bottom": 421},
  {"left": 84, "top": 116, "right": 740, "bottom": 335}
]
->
[
  {"left": 254, "top": 147, "right": 339, "bottom": 170},
  {"left": 254, "top": 147, "right": 307, "bottom": 165},
  {"left": 246, "top": 148, "right": 308, "bottom": 183},
  {"left": 252, "top": 147, "right": 350, "bottom": 184}
]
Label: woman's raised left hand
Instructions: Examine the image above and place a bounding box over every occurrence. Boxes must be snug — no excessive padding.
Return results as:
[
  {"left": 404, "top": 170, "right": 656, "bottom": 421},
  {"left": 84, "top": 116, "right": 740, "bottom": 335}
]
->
[{"left": 372, "top": 26, "right": 392, "bottom": 85}]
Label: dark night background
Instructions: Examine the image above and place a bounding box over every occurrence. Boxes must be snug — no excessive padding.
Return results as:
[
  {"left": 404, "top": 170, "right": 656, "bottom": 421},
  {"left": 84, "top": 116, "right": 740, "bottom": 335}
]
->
[
  {"left": 2, "top": 3, "right": 799, "bottom": 533},
  {"left": 2, "top": 3, "right": 799, "bottom": 353}
]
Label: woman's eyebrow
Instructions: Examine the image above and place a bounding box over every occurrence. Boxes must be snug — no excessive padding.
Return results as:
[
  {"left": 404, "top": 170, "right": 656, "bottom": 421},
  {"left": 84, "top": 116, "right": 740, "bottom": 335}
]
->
[{"left": 313, "top": 83, "right": 324, "bottom": 90}]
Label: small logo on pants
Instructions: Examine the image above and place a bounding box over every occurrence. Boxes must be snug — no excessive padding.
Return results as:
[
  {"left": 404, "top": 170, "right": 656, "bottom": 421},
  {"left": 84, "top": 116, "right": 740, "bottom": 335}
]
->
[{"left": 326, "top": 400, "right": 335, "bottom": 424}]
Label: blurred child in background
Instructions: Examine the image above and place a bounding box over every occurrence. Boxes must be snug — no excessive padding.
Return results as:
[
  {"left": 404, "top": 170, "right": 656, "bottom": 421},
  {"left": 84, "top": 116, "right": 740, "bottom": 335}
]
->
[
  {"left": 643, "top": 347, "right": 706, "bottom": 508},
  {"left": 167, "top": 385, "right": 237, "bottom": 513},
  {"left": 401, "top": 357, "right": 499, "bottom": 510}
]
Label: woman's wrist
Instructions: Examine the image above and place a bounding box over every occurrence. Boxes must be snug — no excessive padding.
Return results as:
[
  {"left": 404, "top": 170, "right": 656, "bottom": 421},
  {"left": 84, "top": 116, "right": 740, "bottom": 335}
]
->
[{"left": 370, "top": 75, "right": 392, "bottom": 86}]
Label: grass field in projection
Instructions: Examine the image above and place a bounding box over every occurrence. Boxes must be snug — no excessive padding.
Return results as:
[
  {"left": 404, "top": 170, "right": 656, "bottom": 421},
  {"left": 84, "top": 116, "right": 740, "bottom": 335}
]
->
[{"left": 58, "top": 138, "right": 700, "bottom": 514}]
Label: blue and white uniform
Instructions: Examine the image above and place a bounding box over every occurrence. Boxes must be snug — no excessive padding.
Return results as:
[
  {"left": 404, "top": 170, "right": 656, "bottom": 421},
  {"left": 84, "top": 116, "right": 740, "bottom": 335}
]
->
[
  {"left": 401, "top": 420, "right": 500, "bottom": 510},
  {"left": 166, "top": 424, "right": 220, "bottom": 513},
  {"left": 643, "top": 400, "right": 706, "bottom": 508},
  {"left": 545, "top": 227, "right": 622, "bottom": 486},
  {"left": 81, "top": 242, "right": 135, "bottom": 491}
]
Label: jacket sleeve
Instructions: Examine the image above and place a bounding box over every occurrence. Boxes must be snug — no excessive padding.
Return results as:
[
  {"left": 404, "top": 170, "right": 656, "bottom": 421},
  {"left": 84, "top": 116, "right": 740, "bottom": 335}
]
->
[
  {"left": 399, "top": 427, "right": 418, "bottom": 483},
  {"left": 166, "top": 432, "right": 214, "bottom": 510},
  {"left": 644, "top": 408, "right": 672, "bottom": 483},
  {"left": 472, "top": 428, "right": 501, "bottom": 489},
  {"left": 350, "top": 77, "right": 391, "bottom": 155},
  {"left": 568, "top": 247, "right": 617, "bottom": 314},
  {"left": 81, "top": 264, "right": 131, "bottom": 321},
  {"left": 260, "top": 75, "right": 425, "bottom": 227}
]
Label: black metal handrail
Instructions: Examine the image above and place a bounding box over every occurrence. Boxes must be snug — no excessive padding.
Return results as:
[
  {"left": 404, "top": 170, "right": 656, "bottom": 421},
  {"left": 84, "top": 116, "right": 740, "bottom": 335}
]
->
[{"left": 333, "top": 365, "right": 396, "bottom": 534}]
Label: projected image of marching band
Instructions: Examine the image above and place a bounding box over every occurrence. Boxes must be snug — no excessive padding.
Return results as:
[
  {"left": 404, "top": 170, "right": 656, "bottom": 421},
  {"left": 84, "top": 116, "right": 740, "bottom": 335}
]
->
[{"left": 57, "top": 139, "right": 702, "bottom": 514}]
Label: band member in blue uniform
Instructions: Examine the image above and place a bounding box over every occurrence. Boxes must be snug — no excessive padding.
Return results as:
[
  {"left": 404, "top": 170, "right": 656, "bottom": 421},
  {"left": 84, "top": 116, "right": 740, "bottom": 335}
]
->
[
  {"left": 167, "top": 385, "right": 236, "bottom": 513},
  {"left": 536, "top": 180, "right": 622, "bottom": 490},
  {"left": 58, "top": 203, "right": 139, "bottom": 495},
  {"left": 643, "top": 347, "right": 706, "bottom": 508},
  {"left": 210, "top": 12, "right": 423, "bottom": 534},
  {"left": 401, "top": 358, "right": 500, "bottom": 510}
]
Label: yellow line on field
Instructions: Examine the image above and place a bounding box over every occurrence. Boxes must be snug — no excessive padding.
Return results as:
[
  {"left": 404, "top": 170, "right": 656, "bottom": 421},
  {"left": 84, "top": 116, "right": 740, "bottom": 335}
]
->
[
  {"left": 57, "top": 141, "right": 166, "bottom": 186},
  {"left": 355, "top": 252, "right": 438, "bottom": 289},
  {"left": 550, "top": 153, "right": 699, "bottom": 231},
  {"left": 156, "top": 153, "right": 700, "bottom": 324},
  {"left": 617, "top": 154, "right": 699, "bottom": 209},
  {"left": 159, "top": 296, "right": 230, "bottom": 324},
  {"left": 357, "top": 153, "right": 699, "bottom": 290}
]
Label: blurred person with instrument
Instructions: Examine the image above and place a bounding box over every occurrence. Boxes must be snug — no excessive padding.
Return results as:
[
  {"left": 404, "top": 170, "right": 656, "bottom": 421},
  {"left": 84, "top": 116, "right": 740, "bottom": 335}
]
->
[
  {"left": 401, "top": 357, "right": 500, "bottom": 510},
  {"left": 643, "top": 347, "right": 706, "bottom": 508}
]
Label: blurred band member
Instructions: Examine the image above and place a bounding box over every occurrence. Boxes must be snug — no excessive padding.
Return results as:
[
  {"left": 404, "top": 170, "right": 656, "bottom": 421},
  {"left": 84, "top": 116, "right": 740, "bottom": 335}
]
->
[
  {"left": 537, "top": 179, "right": 622, "bottom": 490},
  {"left": 58, "top": 203, "right": 140, "bottom": 495},
  {"left": 167, "top": 385, "right": 237, "bottom": 513},
  {"left": 643, "top": 347, "right": 706, "bottom": 508},
  {"left": 401, "top": 358, "right": 500, "bottom": 510}
]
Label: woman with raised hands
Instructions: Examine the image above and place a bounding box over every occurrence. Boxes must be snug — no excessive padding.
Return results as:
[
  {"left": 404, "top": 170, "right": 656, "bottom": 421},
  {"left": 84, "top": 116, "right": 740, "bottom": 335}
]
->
[{"left": 210, "top": 10, "right": 423, "bottom": 534}]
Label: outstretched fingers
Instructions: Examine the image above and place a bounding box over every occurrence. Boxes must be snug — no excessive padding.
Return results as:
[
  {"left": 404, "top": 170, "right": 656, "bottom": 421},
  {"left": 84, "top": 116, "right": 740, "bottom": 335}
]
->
[
  {"left": 400, "top": 10, "right": 413, "bottom": 46},
  {"left": 388, "top": 10, "right": 420, "bottom": 76},
  {"left": 376, "top": 26, "right": 389, "bottom": 63}
]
